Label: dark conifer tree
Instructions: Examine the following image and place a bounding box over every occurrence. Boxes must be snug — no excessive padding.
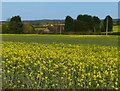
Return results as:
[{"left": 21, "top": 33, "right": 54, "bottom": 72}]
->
[
  {"left": 65, "top": 16, "right": 74, "bottom": 32},
  {"left": 103, "top": 15, "right": 113, "bottom": 32}
]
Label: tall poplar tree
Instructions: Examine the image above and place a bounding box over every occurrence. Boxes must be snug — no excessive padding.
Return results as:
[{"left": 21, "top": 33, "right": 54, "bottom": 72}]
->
[
  {"left": 65, "top": 16, "right": 74, "bottom": 32},
  {"left": 103, "top": 15, "right": 113, "bottom": 32}
]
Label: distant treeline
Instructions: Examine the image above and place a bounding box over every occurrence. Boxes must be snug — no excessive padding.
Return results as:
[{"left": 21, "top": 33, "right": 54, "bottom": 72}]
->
[
  {"left": 2, "top": 16, "right": 35, "bottom": 34},
  {"left": 1, "top": 15, "right": 119, "bottom": 34},
  {"left": 64, "top": 15, "right": 113, "bottom": 33}
]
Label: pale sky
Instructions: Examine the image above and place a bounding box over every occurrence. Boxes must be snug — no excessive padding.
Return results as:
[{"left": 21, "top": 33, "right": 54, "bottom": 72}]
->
[{"left": 1, "top": 1, "right": 119, "bottom": 21}]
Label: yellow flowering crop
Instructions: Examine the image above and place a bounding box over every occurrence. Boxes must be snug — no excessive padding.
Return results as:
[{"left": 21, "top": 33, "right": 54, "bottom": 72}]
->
[{"left": 2, "top": 41, "right": 119, "bottom": 89}]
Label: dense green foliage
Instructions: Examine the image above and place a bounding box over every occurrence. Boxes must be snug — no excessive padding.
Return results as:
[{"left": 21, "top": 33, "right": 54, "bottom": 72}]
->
[
  {"left": 2, "top": 17, "right": 35, "bottom": 34},
  {"left": 102, "top": 15, "right": 113, "bottom": 32},
  {"left": 23, "top": 23, "right": 35, "bottom": 34},
  {"left": 9, "top": 16, "right": 23, "bottom": 34},
  {"left": 65, "top": 16, "right": 74, "bottom": 32},
  {"left": 77, "top": 15, "right": 94, "bottom": 31},
  {"left": 64, "top": 14, "right": 101, "bottom": 32},
  {"left": 2, "top": 23, "right": 9, "bottom": 34},
  {"left": 64, "top": 15, "right": 113, "bottom": 34},
  {"left": 93, "top": 16, "right": 101, "bottom": 32},
  {"left": 73, "top": 20, "right": 87, "bottom": 32}
]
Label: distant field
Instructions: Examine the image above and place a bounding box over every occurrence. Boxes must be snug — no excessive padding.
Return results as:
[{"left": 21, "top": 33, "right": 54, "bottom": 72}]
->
[
  {"left": 113, "top": 25, "right": 119, "bottom": 32},
  {"left": 1, "top": 34, "right": 118, "bottom": 46}
]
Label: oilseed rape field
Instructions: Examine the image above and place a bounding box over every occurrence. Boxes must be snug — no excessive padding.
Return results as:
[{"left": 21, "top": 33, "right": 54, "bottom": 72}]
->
[{"left": 1, "top": 34, "right": 119, "bottom": 89}]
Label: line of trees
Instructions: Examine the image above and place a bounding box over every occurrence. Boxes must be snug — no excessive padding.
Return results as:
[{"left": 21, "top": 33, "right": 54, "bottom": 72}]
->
[
  {"left": 2, "top": 16, "right": 35, "bottom": 34},
  {"left": 65, "top": 14, "right": 113, "bottom": 33},
  {"left": 2, "top": 15, "right": 113, "bottom": 34}
]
